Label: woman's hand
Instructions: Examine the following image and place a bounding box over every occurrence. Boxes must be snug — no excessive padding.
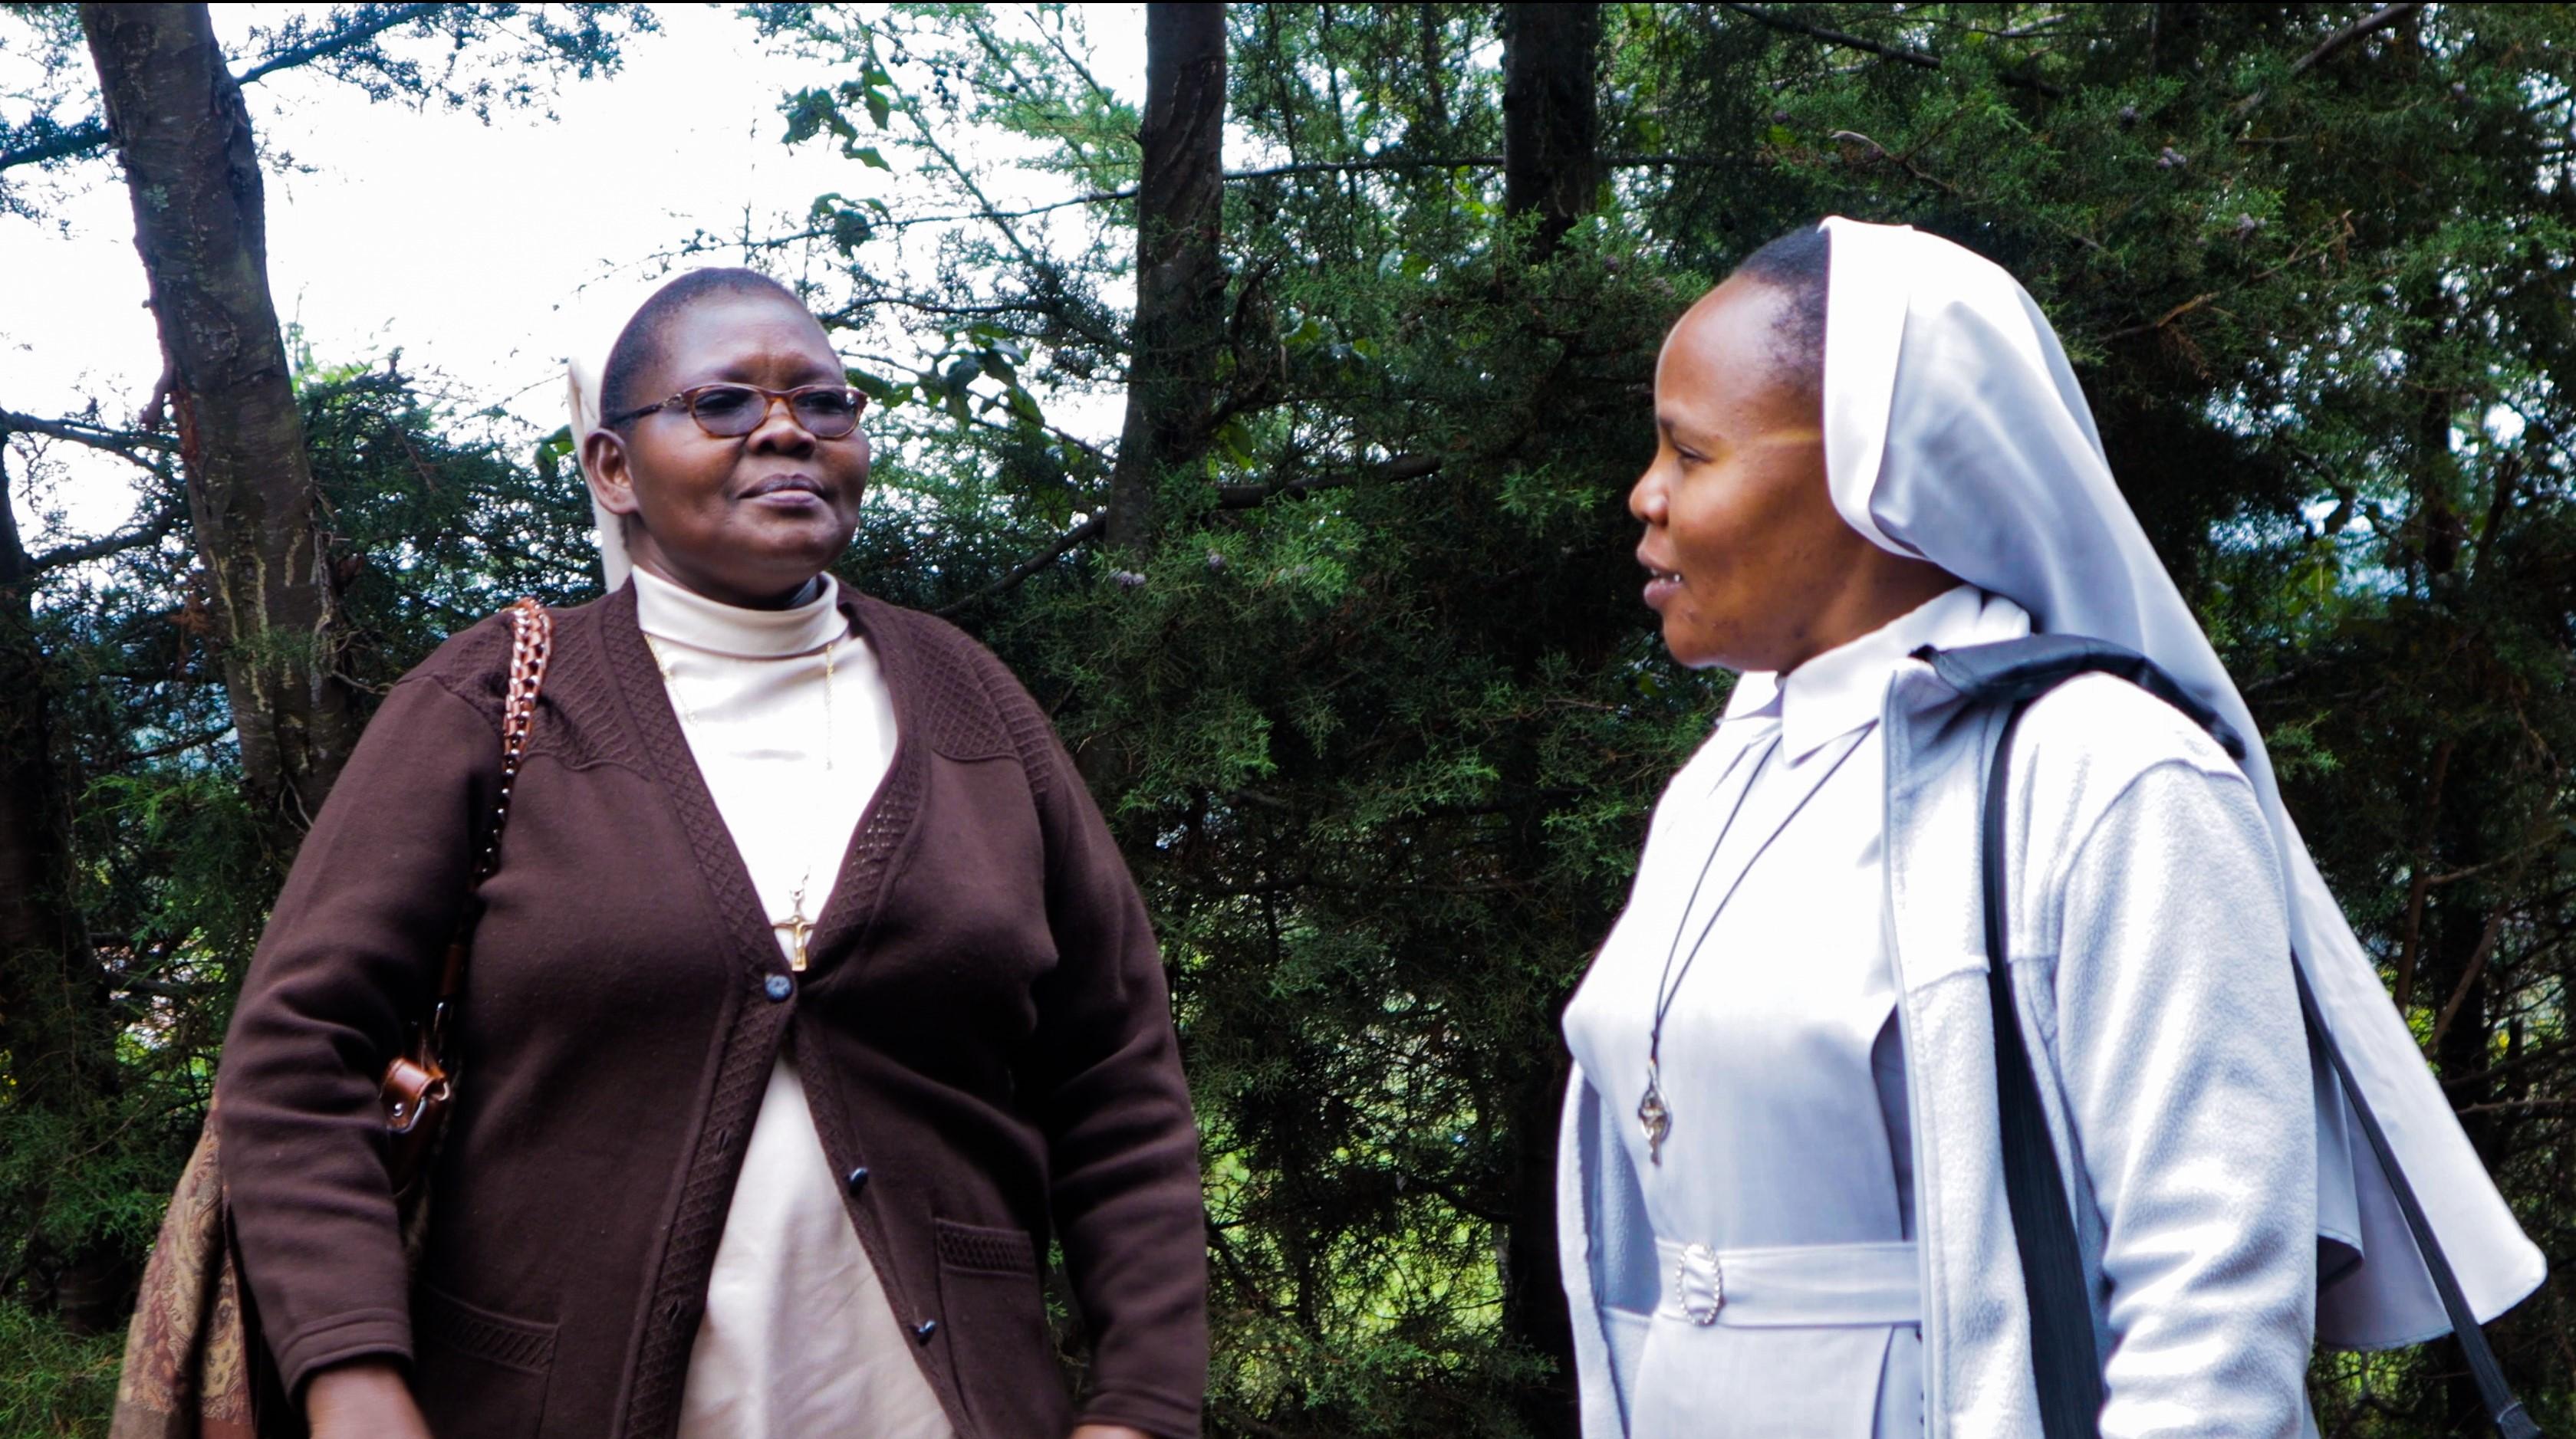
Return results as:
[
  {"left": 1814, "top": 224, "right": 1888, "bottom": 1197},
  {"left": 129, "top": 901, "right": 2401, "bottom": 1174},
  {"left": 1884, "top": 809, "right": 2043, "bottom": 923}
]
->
[
  {"left": 1069, "top": 1427, "right": 1156, "bottom": 1439},
  {"left": 304, "top": 1359, "right": 433, "bottom": 1439}
]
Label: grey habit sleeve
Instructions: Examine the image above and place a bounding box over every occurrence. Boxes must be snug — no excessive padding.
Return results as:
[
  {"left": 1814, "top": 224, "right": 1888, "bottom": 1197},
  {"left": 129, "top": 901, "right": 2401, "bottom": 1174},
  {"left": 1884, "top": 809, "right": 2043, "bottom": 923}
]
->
[{"left": 2046, "top": 757, "right": 2316, "bottom": 1437}]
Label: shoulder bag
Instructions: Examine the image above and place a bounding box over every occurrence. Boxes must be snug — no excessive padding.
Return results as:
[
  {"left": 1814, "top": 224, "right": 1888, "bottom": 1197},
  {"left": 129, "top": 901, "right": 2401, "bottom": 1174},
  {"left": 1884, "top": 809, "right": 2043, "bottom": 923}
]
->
[
  {"left": 1922, "top": 635, "right": 2538, "bottom": 1439},
  {"left": 110, "top": 597, "right": 552, "bottom": 1439}
]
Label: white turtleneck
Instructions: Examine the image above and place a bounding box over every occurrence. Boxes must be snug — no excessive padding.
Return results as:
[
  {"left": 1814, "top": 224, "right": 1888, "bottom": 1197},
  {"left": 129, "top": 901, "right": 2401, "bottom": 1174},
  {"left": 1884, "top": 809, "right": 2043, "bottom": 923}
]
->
[{"left": 634, "top": 567, "right": 952, "bottom": 1439}]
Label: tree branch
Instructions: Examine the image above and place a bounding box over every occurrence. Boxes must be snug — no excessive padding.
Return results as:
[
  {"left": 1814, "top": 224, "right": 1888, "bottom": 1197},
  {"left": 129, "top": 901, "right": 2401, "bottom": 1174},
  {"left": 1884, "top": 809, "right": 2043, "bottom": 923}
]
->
[
  {"left": 1033, "top": 11, "right": 1120, "bottom": 117},
  {"left": 232, "top": 2, "right": 445, "bottom": 87},
  {"left": 2232, "top": 2, "right": 2426, "bottom": 120},
  {"left": 0, "top": 120, "right": 110, "bottom": 175},
  {"left": 0, "top": 408, "right": 176, "bottom": 465},
  {"left": 29, "top": 498, "right": 186, "bottom": 573},
  {"left": 2285, "top": 2, "right": 2426, "bottom": 79},
  {"left": 112, "top": 971, "right": 224, "bottom": 1003},
  {"left": 819, "top": 294, "right": 1078, "bottom": 324},
  {"left": 2392, "top": 735, "right": 2456, "bottom": 1014},
  {"left": 923, "top": 455, "right": 1443, "bottom": 619},
  {"left": 2426, "top": 910, "right": 2505, "bottom": 1053},
  {"left": 871, "top": 152, "right": 1711, "bottom": 231},
  {"left": 2107, "top": 291, "right": 2218, "bottom": 342},
  {"left": 2453, "top": 1098, "right": 2576, "bottom": 1117},
  {"left": 932, "top": 514, "right": 1104, "bottom": 618},
  {"left": 1722, "top": 2, "right": 2065, "bottom": 96},
  {"left": 2, "top": 2, "right": 444, "bottom": 176},
  {"left": 1214, "top": 455, "right": 1442, "bottom": 508},
  {"left": 1724, "top": 4, "right": 1937, "bottom": 70},
  {"left": 119, "top": 724, "right": 233, "bottom": 767},
  {"left": 1831, "top": 130, "right": 2103, "bottom": 251}
]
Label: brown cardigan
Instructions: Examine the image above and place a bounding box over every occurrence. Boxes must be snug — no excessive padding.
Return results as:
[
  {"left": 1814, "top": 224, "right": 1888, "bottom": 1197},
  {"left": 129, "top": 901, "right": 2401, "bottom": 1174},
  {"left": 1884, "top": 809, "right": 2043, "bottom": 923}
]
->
[{"left": 216, "top": 583, "right": 1206, "bottom": 1439}]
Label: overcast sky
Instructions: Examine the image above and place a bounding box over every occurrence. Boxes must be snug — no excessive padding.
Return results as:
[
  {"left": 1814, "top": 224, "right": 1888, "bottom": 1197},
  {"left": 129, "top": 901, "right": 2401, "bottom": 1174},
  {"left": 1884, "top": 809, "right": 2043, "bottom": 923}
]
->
[{"left": 1, "top": 3, "right": 1147, "bottom": 543}]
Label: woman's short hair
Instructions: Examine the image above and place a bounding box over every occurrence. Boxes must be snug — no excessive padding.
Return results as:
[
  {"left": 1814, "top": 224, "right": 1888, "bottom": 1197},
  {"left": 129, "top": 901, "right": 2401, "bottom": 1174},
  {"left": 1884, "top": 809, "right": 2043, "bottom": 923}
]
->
[
  {"left": 1731, "top": 222, "right": 1831, "bottom": 399},
  {"left": 600, "top": 268, "right": 811, "bottom": 424}
]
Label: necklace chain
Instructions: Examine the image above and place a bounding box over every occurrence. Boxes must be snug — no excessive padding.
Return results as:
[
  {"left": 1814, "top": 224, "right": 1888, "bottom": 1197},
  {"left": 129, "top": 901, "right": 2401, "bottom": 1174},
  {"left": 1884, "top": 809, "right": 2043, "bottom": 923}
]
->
[
  {"left": 1638, "top": 725, "right": 1871, "bottom": 1164},
  {"left": 646, "top": 628, "right": 841, "bottom": 971}
]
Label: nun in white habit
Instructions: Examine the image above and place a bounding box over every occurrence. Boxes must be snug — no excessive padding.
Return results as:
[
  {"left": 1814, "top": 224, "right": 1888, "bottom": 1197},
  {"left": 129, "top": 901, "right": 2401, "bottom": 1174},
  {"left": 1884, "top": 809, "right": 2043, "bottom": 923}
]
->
[{"left": 1556, "top": 217, "right": 2546, "bottom": 1437}]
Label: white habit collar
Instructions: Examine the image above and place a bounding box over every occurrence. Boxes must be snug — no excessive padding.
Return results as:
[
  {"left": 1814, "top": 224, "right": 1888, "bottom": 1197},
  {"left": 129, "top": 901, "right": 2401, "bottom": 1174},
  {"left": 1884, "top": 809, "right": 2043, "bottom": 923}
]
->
[{"left": 1768, "top": 583, "right": 1992, "bottom": 762}]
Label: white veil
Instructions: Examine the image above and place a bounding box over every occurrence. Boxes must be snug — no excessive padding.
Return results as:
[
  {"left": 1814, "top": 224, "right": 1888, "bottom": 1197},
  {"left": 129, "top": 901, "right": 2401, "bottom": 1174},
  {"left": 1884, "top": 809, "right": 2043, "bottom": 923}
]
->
[
  {"left": 1801, "top": 215, "right": 2543, "bottom": 1347},
  {"left": 558, "top": 284, "right": 645, "bottom": 590},
  {"left": 564, "top": 353, "right": 633, "bottom": 590}
]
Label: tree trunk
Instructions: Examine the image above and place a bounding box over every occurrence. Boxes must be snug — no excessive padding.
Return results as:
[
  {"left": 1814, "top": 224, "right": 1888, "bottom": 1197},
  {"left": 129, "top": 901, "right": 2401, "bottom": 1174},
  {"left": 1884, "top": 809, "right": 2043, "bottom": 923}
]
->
[
  {"left": 1501, "top": 1051, "right": 1578, "bottom": 1437},
  {"left": 0, "top": 445, "right": 125, "bottom": 1329},
  {"left": 1105, "top": 2, "right": 1228, "bottom": 558},
  {"left": 0, "top": 463, "right": 111, "bottom": 1113},
  {"left": 1501, "top": 2, "right": 1601, "bottom": 259},
  {"left": 1489, "top": 11, "right": 1601, "bottom": 1429},
  {"left": 83, "top": 2, "right": 356, "bottom": 843}
]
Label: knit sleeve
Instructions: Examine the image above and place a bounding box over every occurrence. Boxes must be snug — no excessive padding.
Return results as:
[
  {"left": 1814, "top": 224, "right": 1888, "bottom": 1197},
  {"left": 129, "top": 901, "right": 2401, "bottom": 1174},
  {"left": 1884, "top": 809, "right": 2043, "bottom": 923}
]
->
[
  {"left": 215, "top": 668, "right": 501, "bottom": 1395},
  {"left": 991, "top": 665, "right": 1209, "bottom": 1439}
]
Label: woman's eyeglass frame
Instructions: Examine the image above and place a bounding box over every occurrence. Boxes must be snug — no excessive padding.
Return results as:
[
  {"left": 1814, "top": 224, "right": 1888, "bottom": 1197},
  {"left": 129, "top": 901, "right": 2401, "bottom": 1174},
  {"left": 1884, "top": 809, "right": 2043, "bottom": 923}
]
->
[{"left": 608, "top": 383, "right": 869, "bottom": 439}]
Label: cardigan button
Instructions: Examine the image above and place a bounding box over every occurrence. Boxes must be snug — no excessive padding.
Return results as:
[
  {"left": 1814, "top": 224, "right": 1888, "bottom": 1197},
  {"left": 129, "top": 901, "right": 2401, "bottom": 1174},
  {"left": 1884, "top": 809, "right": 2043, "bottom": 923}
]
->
[
  {"left": 913, "top": 1319, "right": 938, "bottom": 1344},
  {"left": 763, "top": 974, "right": 794, "bottom": 1002},
  {"left": 845, "top": 1166, "right": 870, "bottom": 1194}
]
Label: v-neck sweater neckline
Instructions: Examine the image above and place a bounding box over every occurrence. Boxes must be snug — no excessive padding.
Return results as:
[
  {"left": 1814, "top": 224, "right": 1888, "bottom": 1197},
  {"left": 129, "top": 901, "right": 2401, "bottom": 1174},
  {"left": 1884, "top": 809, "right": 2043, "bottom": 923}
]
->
[{"left": 603, "top": 577, "right": 913, "bottom": 966}]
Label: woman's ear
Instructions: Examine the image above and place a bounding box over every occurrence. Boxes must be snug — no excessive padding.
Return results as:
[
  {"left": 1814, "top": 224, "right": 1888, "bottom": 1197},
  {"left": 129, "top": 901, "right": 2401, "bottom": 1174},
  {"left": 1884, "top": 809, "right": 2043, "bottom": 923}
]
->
[{"left": 583, "top": 429, "right": 642, "bottom": 519}]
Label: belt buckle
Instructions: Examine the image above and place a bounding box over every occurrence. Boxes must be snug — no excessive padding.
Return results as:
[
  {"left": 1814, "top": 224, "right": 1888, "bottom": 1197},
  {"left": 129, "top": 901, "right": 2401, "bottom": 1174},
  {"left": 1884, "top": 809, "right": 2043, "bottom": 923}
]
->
[{"left": 1676, "top": 1242, "right": 1725, "bottom": 1326}]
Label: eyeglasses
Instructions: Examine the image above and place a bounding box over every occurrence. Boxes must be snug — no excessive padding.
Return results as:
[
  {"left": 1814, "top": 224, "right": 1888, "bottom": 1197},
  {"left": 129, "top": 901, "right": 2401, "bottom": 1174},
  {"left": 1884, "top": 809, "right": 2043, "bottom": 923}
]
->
[{"left": 610, "top": 383, "right": 868, "bottom": 439}]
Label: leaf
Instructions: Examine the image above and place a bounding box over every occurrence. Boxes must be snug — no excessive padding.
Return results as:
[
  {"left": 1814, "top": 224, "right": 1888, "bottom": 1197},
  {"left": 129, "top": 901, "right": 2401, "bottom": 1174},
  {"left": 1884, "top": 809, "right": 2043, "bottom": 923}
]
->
[
  {"left": 1213, "top": 418, "right": 1255, "bottom": 468},
  {"left": 808, "top": 192, "right": 873, "bottom": 251},
  {"left": 851, "top": 145, "right": 890, "bottom": 170},
  {"left": 780, "top": 87, "right": 854, "bottom": 147},
  {"left": 849, "top": 370, "right": 905, "bottom": 409}
]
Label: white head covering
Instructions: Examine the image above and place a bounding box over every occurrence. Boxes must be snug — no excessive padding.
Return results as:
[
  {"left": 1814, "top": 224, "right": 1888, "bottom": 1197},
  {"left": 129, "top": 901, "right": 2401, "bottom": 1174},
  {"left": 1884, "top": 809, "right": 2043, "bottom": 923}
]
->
[
  {"left": 566, "top": 351, "right": 633, "bottom": 590},
  {"left": 560, "top": 283, "right": 653, "bottom": 590},
  {"left": 1805, "top": 215, "right": 2543, "bottom": 1346}
]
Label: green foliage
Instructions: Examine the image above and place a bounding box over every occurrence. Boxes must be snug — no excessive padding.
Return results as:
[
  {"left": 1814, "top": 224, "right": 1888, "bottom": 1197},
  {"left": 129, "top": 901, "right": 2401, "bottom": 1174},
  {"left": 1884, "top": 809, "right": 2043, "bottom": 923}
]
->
[
  {"left": 6, "top": 5, "right": 2574, "bottom": 1436},
  {"left": 0, "top": 1300, "right": 116, "bottom": 1437}
]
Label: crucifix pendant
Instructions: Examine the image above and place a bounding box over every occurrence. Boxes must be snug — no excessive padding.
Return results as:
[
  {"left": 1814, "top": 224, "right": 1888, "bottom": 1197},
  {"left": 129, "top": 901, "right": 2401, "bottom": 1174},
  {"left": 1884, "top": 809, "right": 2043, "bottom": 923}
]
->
[
  {"left": 774, "top": 889, "right": 815, "bottom": 973},
  {"left": 1637, "top": 1068, "right": 1671, "bottom": 1165}
]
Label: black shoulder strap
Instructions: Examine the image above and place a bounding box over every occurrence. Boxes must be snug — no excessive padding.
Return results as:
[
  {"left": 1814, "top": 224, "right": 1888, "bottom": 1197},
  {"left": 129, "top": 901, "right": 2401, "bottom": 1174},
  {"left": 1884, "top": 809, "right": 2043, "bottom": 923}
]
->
[
  {"left": 1918, "top": 633, "right": 2247, "bottom": 761},
  {"left": 1921, "top": 636, "right": 2540, "bottom": 1439},
  {"left": 1974, "top": 693, "right": 2104, "bottom": 1439}
]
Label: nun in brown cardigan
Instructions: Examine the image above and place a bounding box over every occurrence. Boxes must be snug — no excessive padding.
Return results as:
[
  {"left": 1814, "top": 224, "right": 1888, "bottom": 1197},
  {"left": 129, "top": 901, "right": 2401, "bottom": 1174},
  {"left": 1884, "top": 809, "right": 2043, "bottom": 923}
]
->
[{"left": 215, "top": 269, "right": 1206, "bottom": 1439}]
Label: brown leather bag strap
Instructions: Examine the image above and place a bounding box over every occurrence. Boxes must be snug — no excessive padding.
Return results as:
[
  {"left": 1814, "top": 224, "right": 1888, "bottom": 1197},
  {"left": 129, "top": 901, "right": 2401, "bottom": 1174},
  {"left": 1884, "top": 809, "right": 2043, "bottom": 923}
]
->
[
  {"left": 435, "top": 599, "right": 552, "bottom": 1004},
  {"left": 479, "top": 597, "right": 554, "bottom": 880}
]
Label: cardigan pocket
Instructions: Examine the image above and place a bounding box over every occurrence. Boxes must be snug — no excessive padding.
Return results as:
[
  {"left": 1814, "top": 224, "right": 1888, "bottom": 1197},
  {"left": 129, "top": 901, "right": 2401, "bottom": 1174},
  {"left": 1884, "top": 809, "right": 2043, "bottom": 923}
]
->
[
  {"left": 411, "top": 1280, "right": 555, "bottom": 1437},
  {"left": 933, "top": 1218, "right": 1071, "bottom": 1438}
]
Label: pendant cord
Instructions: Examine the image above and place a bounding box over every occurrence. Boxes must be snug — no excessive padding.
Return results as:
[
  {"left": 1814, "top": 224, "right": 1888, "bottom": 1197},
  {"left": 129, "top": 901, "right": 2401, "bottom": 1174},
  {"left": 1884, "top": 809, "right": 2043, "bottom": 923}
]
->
[
  {"left": 1647, "top": 725, "right": 1873, "bottom": 1069},
  {"left": 1647, "top": 736, "right": 1779, "bottom": 1063}
]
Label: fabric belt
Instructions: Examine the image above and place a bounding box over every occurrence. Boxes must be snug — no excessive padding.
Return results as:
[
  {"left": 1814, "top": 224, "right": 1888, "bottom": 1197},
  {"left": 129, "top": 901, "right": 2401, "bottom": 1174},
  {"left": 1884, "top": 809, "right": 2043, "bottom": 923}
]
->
[{"left": 1650, "top": 1237, "right": 1920, "bottom": 1329}]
